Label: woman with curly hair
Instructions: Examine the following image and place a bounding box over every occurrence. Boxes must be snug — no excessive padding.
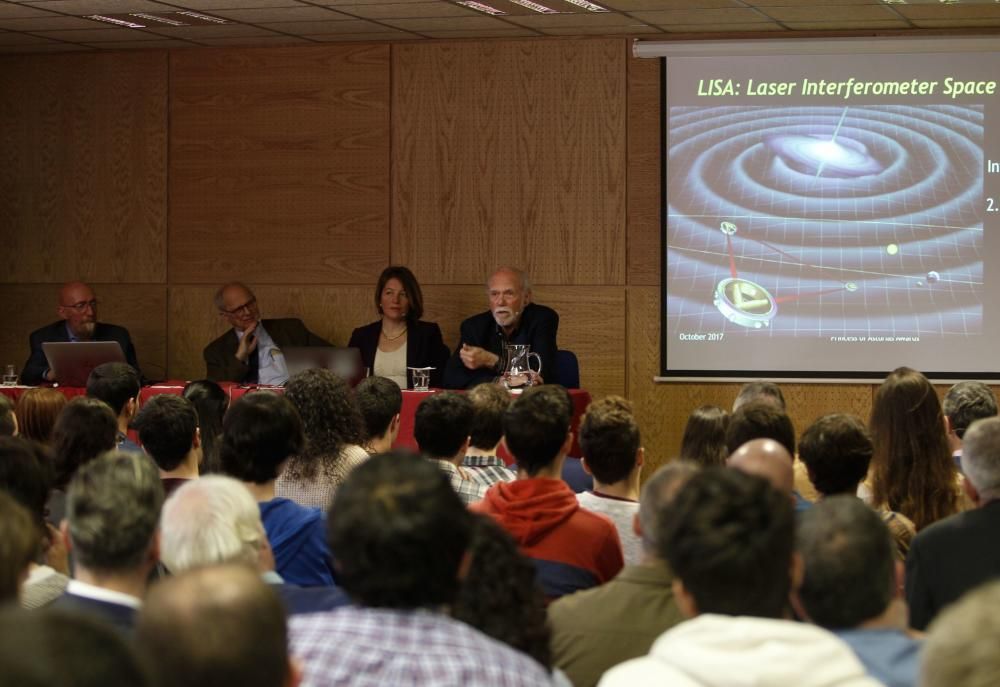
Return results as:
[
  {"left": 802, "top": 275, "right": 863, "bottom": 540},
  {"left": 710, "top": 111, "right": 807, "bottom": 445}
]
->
[
  {"left": 275, "top": 368, "right": 367, "bottom": 511},
  {"left": 869, "top": 367, "right": 964, "bottom": 531}
]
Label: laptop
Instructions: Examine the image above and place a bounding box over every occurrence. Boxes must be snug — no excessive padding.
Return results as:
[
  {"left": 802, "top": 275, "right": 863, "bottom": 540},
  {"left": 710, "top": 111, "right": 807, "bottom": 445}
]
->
[
  {"left": 282, "top": 347, "right": 366, "bottom": 387},
  {"left": 42, "top": 341, "right": 126, "bottom": 387}
]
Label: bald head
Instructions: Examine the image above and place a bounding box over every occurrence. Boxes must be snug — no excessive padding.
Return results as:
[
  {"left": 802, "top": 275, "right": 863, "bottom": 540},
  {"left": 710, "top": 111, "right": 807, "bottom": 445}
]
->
[
  {"left": 58, "top": 282, "right": 97, "bottom": 340},
  {"left": 728, "top": 439, "right": 794, "bottom": 494}
]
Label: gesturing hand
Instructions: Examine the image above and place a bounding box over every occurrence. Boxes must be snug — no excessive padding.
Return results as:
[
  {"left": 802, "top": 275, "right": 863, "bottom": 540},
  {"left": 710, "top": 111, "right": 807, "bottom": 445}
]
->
[
  {"left": 460, "top": 343, "right": 499, "bottom": 371},
  {"left": 235, "top": 322, "right": 259, "bottom": 363}
]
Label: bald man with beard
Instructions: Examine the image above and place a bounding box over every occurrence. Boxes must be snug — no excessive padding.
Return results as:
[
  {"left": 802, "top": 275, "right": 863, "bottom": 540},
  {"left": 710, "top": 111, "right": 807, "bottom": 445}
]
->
[{"left": 22, "top": 282, "right": 140, "bottom": 386}]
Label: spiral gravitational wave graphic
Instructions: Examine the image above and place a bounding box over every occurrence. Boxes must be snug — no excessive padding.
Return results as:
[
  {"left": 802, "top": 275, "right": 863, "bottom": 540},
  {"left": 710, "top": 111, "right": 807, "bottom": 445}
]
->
[{"left": 666, "top": 105, "right": 984, "bottom": 337}]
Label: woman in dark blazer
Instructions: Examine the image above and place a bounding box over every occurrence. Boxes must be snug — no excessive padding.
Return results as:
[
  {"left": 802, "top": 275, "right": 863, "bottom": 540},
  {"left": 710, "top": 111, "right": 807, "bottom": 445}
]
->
[{"left": 348, "top": 266, "right": 450, "bottom": 389}]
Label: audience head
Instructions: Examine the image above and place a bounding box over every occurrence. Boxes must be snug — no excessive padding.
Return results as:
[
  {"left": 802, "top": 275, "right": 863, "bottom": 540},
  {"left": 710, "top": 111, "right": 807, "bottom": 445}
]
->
[
  {"left": 354, "top": 376, "right": 402, "bottom": 446},
  {"left": 283, "top": 369, "right": 363, "bottom": 481},
  {"left": 733, "top": 381, "right": 786, "bottom": 412},
  {"left": 0, "top": 607, "right": 149, "bottom": 687},
  {"left": 133, "top": 395, "right": 200, "bottom": 473},
  {"left": 870, "top": 366, "right": 956, "bottom": 530},
  {"left": 136, "top": 565, "right": 294, "bottom": 687},
  {"left": 375, "top": 265, "right": 424, "bottom": 322},
  {"left": 51, "top": 396, "right": 117, "bottom": 489},
  {"left": 220, "top": 392, "right": 304, "bottom": 485},
  {"left": 86, "top": 362, "right": 140, "bottom": 418},
  {"left": 487, "top": 267, "right": 531, "bottom": 331},
  {"left": 65, "top": 450, "right": 164, "bottom": 576},
  {"left": 727, "top": 439, "right": 794, "bottom": 495},
  {"left": 329, "top": 451, "right": 473, "bottom": 609},
  {"left": 57, "top": 281, "right": 99, "bottom": 341},
  {"left": 637, "top": 461, "right": 700, "bottom": 555},
  {"left": 725, "top": 400, "right": 795, "bottom": 456},
  {"left": 679, "top": 405, "right": 729, "bottom": 467},
  {"left": 0, "top": 396, "right": 16, "bottom": 436},
  {"left": 0, "top": 436, "right": 53, "bottom": 533},
  {"left": 959, "top": 416, "right": 1000, "bottom": 504},
  {"left": 795, "top": 496, "right": 895, "bottom": 629},
  {"left": 414, "top": 391, "right": 473, "bottom": 461},
  {"left": 467, "top": 382, "right": 512, "bottom": 452},
  {"left": 943, "top": 381, "right": 997, "bottom": 444},
  {"left": 579, "top": 396, "right": 641, "bottom": 485},
  {"left": 215, "top": 282, "right": 260, "bottom": 332},
  {"left": 658, "top": 467, "right": 795, "bottom": 619},
  {"left": 798, "top": 414, "right": 873, "bottom": 497},
  {"left": 182, "top": 380, "right": 228, "bottom": 474},
  {"left": 0, "top": 491, "right": 37, "bottom": 603},
  {"left": 15, "top": 388, "right": 67, "bottom": 444},
  {"left": 921, "top": 580, "right": 1000, "bottom": 687},
  {"left": 160, "top": 475, "right": 268, "bottom": 573},
  {"left": 504, "top": 385, "right": 573, "bottom": 475}
]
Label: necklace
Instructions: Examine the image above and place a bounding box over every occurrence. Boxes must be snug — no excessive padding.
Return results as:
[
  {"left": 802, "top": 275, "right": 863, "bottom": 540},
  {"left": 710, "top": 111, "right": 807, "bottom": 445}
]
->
[{"left": 381, "top": 326, "right": 407, "bottom": 341}]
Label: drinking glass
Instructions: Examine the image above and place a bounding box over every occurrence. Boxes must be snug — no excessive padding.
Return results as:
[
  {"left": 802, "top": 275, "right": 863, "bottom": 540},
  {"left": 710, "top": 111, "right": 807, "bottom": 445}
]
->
[
  {"left": 2, "top": 364, "right": 17, "bottom": 386},
  {"left": 408, "top": 367, "right": 432, "bottom": 392}
]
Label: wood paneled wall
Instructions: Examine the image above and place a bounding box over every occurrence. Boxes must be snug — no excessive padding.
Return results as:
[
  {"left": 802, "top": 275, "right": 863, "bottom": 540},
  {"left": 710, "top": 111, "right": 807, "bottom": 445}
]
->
[{"left": 0, "top": 38, "right": 914, "bottom": 468}]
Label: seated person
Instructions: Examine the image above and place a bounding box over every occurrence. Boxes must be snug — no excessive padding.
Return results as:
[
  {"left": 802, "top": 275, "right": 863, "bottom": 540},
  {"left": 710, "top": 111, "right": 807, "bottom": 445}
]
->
[
  {"left": 22, "top": 281, "right": 140, "bottom": 386},
  {"left": 203, "top": 282, "right": 330, "bottom": 384},
  {"left": 463, "top": 383, "right": 516, "bottom": 488},
  {"left": 414, "top": 392, "right": 485, "bottom": 506},
  {"left": 443, "top": 267, "right": 558, "bottom": 389},
  {"left": 354, "top": 376, "right": 402, "bottom": 454},
  {"left": 14, "top": 388, "right": 67, "bottom": 445},
  {"left": 0, "top": 396, "right": 15, "bottom": 437},
  {"left": 86, "top": 362, "right": 142, "bottom": 453},
  {"left": 132, "top": 395, "right": 202, "bottom": 497},
  {"left": 348, "top": 266, "right": 450, "bottom": 389}
]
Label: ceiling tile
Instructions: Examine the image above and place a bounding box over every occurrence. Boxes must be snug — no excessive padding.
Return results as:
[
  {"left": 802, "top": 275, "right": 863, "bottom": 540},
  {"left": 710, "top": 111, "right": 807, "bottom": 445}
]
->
[
  {"left": 193, "top": 34, "right": 312, "bottom": 44},
  {"left": 304, "top": 29, "right": 415, "bottom": 39},
  {"left": 894, "top": 5, "right": 1000, "bottom": 20},
  {"left": 0, "top": 29, "right": 59, "bottom": 44},
  {"left": 0, "top": 4, "right": 59, "bottom": 19},
  {"left": 261, "top": 18, "right": 388, "bottom": 32},
  {"left": 380, "top": 15, "right": 513, "bottom": 29},
  {"left": 911, "top": 18, "right": 1000, "bottom": 28},
  {"left": 507, "top": 12, "right": 647, "bottom": 27},
  {"left": 139, "top": 0, "right": 306, "bottom": 7},
  {"left": 209, "top": 5, "right": 352, "bottom": 22},
  {"left": 20, "top": 0, "right": 175, "bottom": 13},
  {"left": 540, "top": 24, "right": 662, "bottom": 34},
  {"left": 785, "top": 19, "right": 910, "bottom": 31},
  {"left": 332, "top": 3, "right": 477, "bottom": 19},
  {"left": 758, "top": 5, "right": 898, "bottom": 22},
  {"left": 600, "top": 0, "right": 739, "bottom": 9},
  {"left": 30, "top": 27, "right": 168, "bottom": 40},
  {"left": 143, "top": 23, "right": 281, "bottom": 37},
  {"left": 748, "top": 0, "right": 884, "bottom": 5},
  {"left": 416, "top": 26, "right": 539, "bottom": 37},
  {"left": 81, "top": 38, "right": 190, "bottom": 48},
  {"left": 0, "top": 15, "right": 109, "bottom": 29},
  {"left": 660, "top": 21, "right": 783, "bottom": 32},
  {"left": 0, "top": 42, "right": 92, "bottom": 52},
  {"left": 312, "top": 0, "right": 448, "bottom": 5},
  {"left": 629, "top": 8, "right": 770, "bottom": 24}
]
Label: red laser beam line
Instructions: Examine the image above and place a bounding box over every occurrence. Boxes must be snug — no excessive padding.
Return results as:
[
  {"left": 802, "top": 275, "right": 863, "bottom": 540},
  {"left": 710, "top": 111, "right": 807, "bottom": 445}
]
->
[
  {"left": 774, "top": 286, "right": 845, "bottom": 304},
  {"left": 726, "top": 234, "right": 738, "bottom": 278},
  {"left": 746, "top": 237, "right": 801, "bottom": 264}
]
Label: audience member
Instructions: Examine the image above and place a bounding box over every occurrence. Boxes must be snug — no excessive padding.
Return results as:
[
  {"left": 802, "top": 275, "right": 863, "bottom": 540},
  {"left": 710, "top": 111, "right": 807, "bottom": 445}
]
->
[
  {"left": 133, "top": 394, "right": 201, "bottom": 497},
  {"left": 48, "top": 396, "right": 117, "bottom": 526},
  {"left": 21, "top": 281, "right": 140, "bottom": 385},
  {"left": 354, "top": 375, "right": 402, "bottom": 454},
  {"left": 220, "top": 391, "right": 334, "bottom": 587},
  {"left": 678, "top": 405, "right": 729, "bottom": 467},
  {"left": 0, "top": 396, "right": 16, "bottom": 436},
  {"left": 600, "top": 468, "right": 878, "bottom": 687},
  {"left": 86, "top": 361, "right": 142, "bottom": 453},
  {"left": 796, "top": 496, "right": 920, "bottom": 687},
  {"left": 728, "top": 438, "right": 795, "bottom": 495},
  {"left": 52, "top": 450, "right": 164, "bottom": 633},
  {"left": 941, "top": 380, "right": 997, "bottom": 470},
  {"left": 0, "top": 607, "right": 150, "bottom": 687},
  {"left": 463, "top": 382, "right": 516, "bottom": 488},
  {"left": 0, "top": 490, "right": 37, "bottom": 604},
  {"left": 920, "top": 580, "right": 1000, "bottom": 687},
  {"left": 869, "top": 367, "right": 963, "bottom": 531},
  {"left": 136, "top": 564, "right": 301, "bottom": 687},
  {"left": 725, "top": 399, "right": 796, "bottom": 456},
  {"left": 798, "top": 413, "right": 915, "bottom": 560},
  {"left": 576, "top": 396, "right": 644, "bottom": 565},
  {"left": 444, "top": 267, "right": 558, "bottom": 389},
  {"left": 276, "top": 369, "right": 367, "bottom": 511},
  {"left": 414, "top": 391, "right": 486, "bottom": 505},
  {"left": 474, "top": 385, "right": 623, "bottom": 600},
  {"left": 732, "top": 380, "right": 786, "bottom": 412},
  {"left": 906, "top": 415, "right": 1000, "bottom": 630},
  {"left": 182, "top": 379, "right": 228, "bottom": 474},
  {"left": 288, "top": 452, "right": 552, "bottom": 686},
  {"left": 549, "top": 463, "right": 697, "bottom": 687},
  {"left": 14, "top": 387, "right": 66, "bottom": 444}
]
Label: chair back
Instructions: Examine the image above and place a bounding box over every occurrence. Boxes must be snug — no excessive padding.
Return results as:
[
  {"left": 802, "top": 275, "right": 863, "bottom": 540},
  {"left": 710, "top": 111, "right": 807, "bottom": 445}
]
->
[{"left": 553, "top": 350, "right": 580, "bottom": 389}]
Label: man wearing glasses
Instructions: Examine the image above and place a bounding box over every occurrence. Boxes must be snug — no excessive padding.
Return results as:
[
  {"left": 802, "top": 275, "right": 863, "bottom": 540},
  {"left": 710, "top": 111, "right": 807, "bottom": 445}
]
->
[
  {"left": 203, "top": 282, "right": 330, "bottom": 384},
  {"left": 21, "top": 281, "right": 140, "bottom": 386}
]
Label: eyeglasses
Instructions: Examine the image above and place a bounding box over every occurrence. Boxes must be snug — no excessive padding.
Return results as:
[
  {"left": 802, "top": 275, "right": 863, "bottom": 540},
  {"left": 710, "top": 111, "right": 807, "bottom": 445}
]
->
[
  {"left": 62, "top": 299, "right": 98, "bottom": 312},
  {"left": 220, "top": 298, "right": 257, "bottom": 316}
]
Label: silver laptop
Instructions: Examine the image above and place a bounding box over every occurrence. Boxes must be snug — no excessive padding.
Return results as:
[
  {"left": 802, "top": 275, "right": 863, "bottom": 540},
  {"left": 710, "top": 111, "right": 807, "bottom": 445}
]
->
[
  {"left": 42, "top": 341, "right": 126, "bottom": 387},
  {"left": 282, "top": 347, "right": 365, "bottom": 387}
]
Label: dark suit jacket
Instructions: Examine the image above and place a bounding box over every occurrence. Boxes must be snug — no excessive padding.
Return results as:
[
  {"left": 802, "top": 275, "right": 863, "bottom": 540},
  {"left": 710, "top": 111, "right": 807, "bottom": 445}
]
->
[
  {"left": 49, "top": 591, "right": 137, "bottom": 634},
  {"left": 203, "top": 318, "right": 331, "bottom": 383},
  {"left": 906, "top": 499, "right": 1000, "bottom": 630},
  {"left": 442, "top": 303, "right": 559, "bottom": 389},
  {"left": 22, "top": 321, "right": 139, "bottom": 386},
  {"left": 347, "top": 320, "right": 450, "bottom": 389}
]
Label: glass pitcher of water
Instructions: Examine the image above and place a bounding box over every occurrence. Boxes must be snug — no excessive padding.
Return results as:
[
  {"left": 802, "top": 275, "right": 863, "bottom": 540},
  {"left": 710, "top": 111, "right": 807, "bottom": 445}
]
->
[{"left": 501, "top": 344, "right": 542, "bottom": 389}]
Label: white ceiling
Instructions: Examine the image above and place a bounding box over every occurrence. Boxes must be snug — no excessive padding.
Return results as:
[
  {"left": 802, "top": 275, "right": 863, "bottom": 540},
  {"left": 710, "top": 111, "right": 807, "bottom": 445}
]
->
[{"left": 0, "top": 0, "right": 999, "bottom": 53}]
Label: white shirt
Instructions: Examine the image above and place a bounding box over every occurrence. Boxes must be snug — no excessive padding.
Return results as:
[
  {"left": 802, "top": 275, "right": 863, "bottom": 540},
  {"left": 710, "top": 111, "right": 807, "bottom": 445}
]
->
[
  {"left": 65, "top": 579, "right": 142, "bottom": 609},
  {"left": 237, "top": 322, "right": 289, "bottom": 385},
  {"left": 374, "top": 345, "right": 408, "bottom": 389}
]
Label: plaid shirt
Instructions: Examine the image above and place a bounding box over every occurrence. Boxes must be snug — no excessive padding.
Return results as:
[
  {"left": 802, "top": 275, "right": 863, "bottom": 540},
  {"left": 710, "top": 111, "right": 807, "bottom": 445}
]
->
[
  {"left": 290, "top": 606, "right": 553, "bottom": 687},
  {"left": 432, "top": 459, "right": 489, "bottom": 506},
  {"left": 463, "top": 454, "right": 517, "bottom": 490}
]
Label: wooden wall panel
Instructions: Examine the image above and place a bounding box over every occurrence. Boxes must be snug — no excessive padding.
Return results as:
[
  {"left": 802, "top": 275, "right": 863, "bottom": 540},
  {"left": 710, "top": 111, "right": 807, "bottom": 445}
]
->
[
  {"left": 0, "top": 284, "right": 167, "bottom": 382},
  {"left": 168, "top": 45, "right": 391, "bottom": 285},
  {"left": 626, "top": 54, "right": 660, "bottom": 286},
  {"left": 392, "top": 39, "right": 627, "bottom": 286},
  {"left": 0, "top": 52, "right": 167, "bottom": 284}
]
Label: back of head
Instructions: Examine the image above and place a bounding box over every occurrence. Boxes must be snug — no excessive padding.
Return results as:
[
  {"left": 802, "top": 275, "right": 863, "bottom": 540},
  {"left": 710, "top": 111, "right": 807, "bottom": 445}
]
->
[
  {"left": 414, "top": 391, "right": 473, "bottom": 460},
  {"left": 329, "top": 451, "right": 472, "bottom": 609},
  {"left": 220, "top": 392, "right": 304, "bottom": 485},
  {"left": 637, "top": 461, "right": 701, "bottom": 555},
  {"left": 182, "top": 380, "right": 228, "bottom": 474},
  {"left": 133, "top": 395, "right": 199, "bottom": 472},
  {"left": 468, "top": 382, "right": 512, "bottom": 452},
  {"left": 798, "top": 414, "right": 873, "bottom": 497},
  {"left": 727, "top": 439, "right": 794, "bottom": 495},
  {"left": 796, "top": 496, "right": 894, "bottom": 629},
  {"left": 679, "top": 405, "right": 730, "bottom": 467},
  {"left": 354, "top": 376, "right": 403, "bottom": 442},
  {"left": 160, "top": 476, "right": 266, "bottom": 573},
  {"left": 51, "top": 396, "right": 117, "bottom": 489},
  {"left": 86, "top": 362, "right": 140, "bottom": 416},
  {"left": 942, "top": 381, "right": 998, "bottom": 441},
  {"left": 15, "top": 388, "right": 67, "bottom": 443},
  {"left": 136, "top": 565, "right": 289, "bottom": 687},
  {"left": 921, "top": 580, "right": 1000, "bottom": 687},
  {"left": 503, "top": 385, "right": 573, "bottom": 474},
  {"left": 67, "top": 450, "right": 164, "bottom": 574},
  {"left": 579, "top": 396, "right": 640, "bottom": 485},
  {"left": 658, "top": 467, "right": 794, "bottom": 618},
  {"left": 284, "top": 369, "right": 363, "bottom": 479},
  {"left": 0, "top": 607, "right": 149, "bottom": 687},
  {"left": 0, "top": 491, "right": 38, "bottom": 603},
  {"left": 733, "top": 381, "right": 786, "bottom": 412},
  {"left": 725, "top": 400, "right": 795, "bottom": 456},
  {"left": 0, "top": 395, "right": 15, "bottom": 436},
  {"left": 960, "top": 416, "right": 1000, "bottom": 502}
]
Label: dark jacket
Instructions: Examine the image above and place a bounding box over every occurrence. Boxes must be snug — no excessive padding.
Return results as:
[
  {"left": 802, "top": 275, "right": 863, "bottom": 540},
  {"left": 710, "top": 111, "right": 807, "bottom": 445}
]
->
[
  {"left": 22, "top": 321, "right": 139, "bottom": 386},
  {"left": 347, "top": 320, "right": 450, "bottom": 389},
  {"left": 203, "top": 318, "right": 330, "bottom": 383}
]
